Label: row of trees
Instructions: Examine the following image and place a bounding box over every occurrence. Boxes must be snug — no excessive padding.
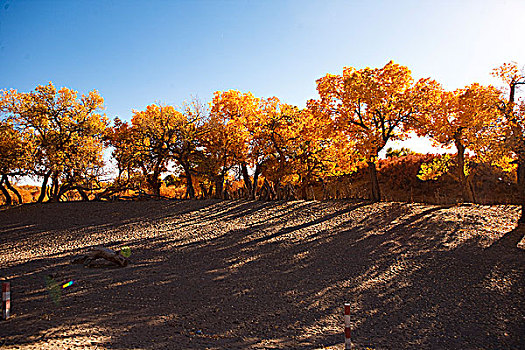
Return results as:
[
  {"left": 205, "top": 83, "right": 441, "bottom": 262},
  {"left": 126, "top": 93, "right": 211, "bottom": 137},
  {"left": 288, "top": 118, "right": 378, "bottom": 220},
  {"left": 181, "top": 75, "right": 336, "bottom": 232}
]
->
[{"left": 1, "top": 61, "right": 524, "bottom": 221}]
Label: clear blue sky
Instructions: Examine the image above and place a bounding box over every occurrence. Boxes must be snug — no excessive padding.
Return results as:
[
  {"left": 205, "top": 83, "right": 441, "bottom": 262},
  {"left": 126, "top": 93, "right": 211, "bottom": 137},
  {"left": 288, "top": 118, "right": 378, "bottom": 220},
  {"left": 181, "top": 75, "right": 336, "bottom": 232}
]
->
[{"left": 1, "top": 0, "right": 524, "bottom": 138}]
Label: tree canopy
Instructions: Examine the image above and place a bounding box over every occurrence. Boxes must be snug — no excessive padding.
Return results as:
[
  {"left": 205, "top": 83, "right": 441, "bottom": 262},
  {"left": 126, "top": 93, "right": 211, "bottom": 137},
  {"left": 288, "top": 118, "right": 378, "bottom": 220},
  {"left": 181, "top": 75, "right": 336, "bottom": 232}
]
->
[
  {"left": 1, "top": 61, "right": 524, "bottom": 227},
  {"left": 1, "top": 83, "right": 107, "bottom": 202}
]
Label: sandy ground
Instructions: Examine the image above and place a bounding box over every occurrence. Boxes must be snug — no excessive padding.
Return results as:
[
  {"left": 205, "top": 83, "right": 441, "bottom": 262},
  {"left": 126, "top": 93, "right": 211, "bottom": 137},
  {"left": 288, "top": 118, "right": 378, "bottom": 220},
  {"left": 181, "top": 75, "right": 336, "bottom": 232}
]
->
[{"left": 0, "top": 200, "right": 524, "bottom": 349}]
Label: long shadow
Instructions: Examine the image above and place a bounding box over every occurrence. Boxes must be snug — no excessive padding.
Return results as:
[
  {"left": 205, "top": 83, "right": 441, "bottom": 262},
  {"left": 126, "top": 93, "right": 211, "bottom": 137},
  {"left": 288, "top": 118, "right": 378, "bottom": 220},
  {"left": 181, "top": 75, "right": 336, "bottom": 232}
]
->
[
  {"left": 0, "top": 200, "right": 523, "bottom": 349},
  {"left": 0, "top": 200, "right": 217, "bottom": 246},
  {"left": 485, "top": 226, "right": 525, "bottom": 252},
  {"left": 247, "top": 202, "right": 369, "bottom": 246}
]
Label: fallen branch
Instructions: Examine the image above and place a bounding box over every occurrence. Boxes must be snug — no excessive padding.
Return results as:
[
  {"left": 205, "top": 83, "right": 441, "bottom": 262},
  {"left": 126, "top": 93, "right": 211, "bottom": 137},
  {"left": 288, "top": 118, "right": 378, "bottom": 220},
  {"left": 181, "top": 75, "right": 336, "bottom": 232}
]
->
[{"left": 72, "top": 247, "right": 129, "bottom": 267}]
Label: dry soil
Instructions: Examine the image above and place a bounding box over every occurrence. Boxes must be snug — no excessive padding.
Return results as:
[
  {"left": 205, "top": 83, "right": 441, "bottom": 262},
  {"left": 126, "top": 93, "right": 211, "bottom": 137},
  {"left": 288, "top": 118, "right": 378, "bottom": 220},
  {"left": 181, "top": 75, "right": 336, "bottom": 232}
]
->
[{"left": 0, "top": 200, "right": 524, "bottom": 349}]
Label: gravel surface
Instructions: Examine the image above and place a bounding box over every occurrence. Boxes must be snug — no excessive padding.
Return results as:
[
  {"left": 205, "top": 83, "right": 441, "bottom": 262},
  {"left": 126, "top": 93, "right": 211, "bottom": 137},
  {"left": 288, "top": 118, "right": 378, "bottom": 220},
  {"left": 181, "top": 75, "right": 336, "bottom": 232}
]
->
[{"left": 0, "top": 200, "right": 524, "bottom": 349}]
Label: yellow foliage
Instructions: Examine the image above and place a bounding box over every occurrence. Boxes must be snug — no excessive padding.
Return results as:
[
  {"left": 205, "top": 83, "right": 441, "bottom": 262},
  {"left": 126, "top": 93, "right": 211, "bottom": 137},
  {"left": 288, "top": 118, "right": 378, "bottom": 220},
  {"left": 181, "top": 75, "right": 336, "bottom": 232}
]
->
[
  {"left": 417, "top": 154, "right": 452, "bottom": 181},
  {"left": 314, "top": 61, "right": 438, "bottom": 162},
  {"left": 1, "top": 82, "right": 107, "bottom": 201},
  {"left": 491, "top": 156, "right": 517, "bottom": 173}
]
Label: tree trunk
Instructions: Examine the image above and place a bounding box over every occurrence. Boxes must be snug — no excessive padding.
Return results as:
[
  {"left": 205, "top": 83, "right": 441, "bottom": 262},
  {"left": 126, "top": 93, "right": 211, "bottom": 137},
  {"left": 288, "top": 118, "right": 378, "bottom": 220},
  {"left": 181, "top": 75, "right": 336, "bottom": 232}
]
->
[
  {"left": 77, "top": 187, "right": 90, "bottom": 201},
  {"left": 455, "top": 138, "right": 475, "bottom": 203},
  {"left": 64, "top": 185, "right": 90, "bottom": 201},
  {"left": 518, "top": 153, "right": 525, "bottom": 224},
  {"left": 37, "top": 171, "right": 51, "bottom": 203},
  {"left": 152, "top": 177, "right": 161, "bottom": 197},
  {"left": 182, "top": 163, "right": 195, "bottom": 199},
  {"left": 223, "top": 180, "right": 230, "bottom": 200},
  {"left": 241, "top": 163, "right": 252, "bottom": 197},
  {"left": 274, "top": 182, "right": 283, "bottom": 200},
  {"left": 260, "top": 179, "right": 270, "bottom": 201},
  {"left": 214, "top": 175, "right": 224, "bottom": 199},
  {"left": 300, "top": 182, "right": 308, "bottom": 200},
  {"left": 465, "top": 177, "right": 476, "bottom": 204},
  {"left": 3, "top": 175, "right": 22, "bottom": 204},
  {"left": 241, "top": 163, "right": 261, "bottom": 200},
  {"left": 145, "top": 169, "right": 162, "bottom": 198},
  {"left": 199, "top": 183, "right": 207, "bottom": 199},
  {"left": 0, "top": 176, "right": 12, "bottom": 205},
  {"left": 57, "top": 183, "right": 71, "bottom": 201},
  {"left": 263, "top": 179, "right": 276, "bottom": 200},
  {"left": 6, "top": 182, "right": 22, "bottom": 205},
  {"left": 367, "top": 161, "right": 381, "bottom": 202},
  {"left": 321, "top": 179, "right": 328, "bottom": 200},
  {"left": 46, "top": 186, "right": 52, "bottom": 201},
  {"left": 252, "top": 165, "right": 261, "bottom": 199},
  {"left": 508, "top": 83, "right": 524, "bottom": 224},
  {"left": 48, "top": 172, "right": 61, "bottom": 202}
]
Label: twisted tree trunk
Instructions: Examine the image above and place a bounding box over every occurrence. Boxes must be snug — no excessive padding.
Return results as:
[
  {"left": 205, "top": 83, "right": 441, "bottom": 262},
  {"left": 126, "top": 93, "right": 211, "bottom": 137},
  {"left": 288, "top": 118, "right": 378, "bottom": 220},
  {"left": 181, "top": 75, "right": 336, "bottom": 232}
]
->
[
  {"left": 214, "top": 174, "right": 224, "bottom": 199},
  {"left": 3, "top": 175, "right": 22, "bottom": 204},
  {"left": 37, "top": 170, "right": 51, "bottom": 203},
  {"left": 241, "top": 163, "right": 261, "bottom": 200},
  {"left": 181, "top": 162, "right": 195, "bottom": 199},
  {"left": 241, "top": 163, "right": 252, "bottom": 197},
  {"left": 0, "top": 176, "right": 12, "bottom": 205},
  {"left": 48, "top": 171, "right": 61, "bottom": 202}
]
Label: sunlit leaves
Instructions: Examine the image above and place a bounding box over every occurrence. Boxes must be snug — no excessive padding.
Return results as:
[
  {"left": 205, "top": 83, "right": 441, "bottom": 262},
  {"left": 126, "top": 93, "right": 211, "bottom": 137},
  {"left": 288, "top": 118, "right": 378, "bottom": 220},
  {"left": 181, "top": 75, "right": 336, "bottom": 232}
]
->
[
  {"left": 412, "top": 82, "right": 504, "bottom": 202},
  {"left": 0, "top": 118, "right": 33, "bottom": 176},
  {"left": 107, "top": 103, "right": 205, "bottom": 197},
  {"left": 492, "top": 62, "right": 525, "bottom": 157},
  {"left": 1, "top": 82, "right": 107, "bottom": 201},
  {"left": 313, "top": 61, "right": 437, "bottom": 200},
  {"left": 492, "top": 62, "right": 524, "bottom": 87},
  {"left": 1, "top": 60, "right": 523, "bottom": 203},
  {"left": 417, "top": 154, "right": 454, "bottom": 181}
]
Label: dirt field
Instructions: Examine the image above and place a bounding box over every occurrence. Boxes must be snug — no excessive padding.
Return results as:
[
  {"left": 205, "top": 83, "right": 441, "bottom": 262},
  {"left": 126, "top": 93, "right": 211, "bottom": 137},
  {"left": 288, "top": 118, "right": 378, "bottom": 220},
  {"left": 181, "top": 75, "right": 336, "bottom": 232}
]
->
[{"left": 0, "top": 200, "right": 524, "bottom": 349}]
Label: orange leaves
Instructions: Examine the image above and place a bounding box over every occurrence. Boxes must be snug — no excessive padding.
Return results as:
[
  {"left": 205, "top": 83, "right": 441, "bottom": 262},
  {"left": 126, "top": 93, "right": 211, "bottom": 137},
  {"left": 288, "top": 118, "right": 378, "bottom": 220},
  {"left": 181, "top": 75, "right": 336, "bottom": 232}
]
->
[
  {"left": 204, "top": 89, "right": 356, "bottom": 191},
  {"left": 110, "top": 102, "right": 206, "bottom": 195},
  {"left": 314, "top": 61, "right": 454, "bottom": 201},
  {"left": 0, "top": 119, "right": 33, "bottom": 176},
  {"left": 206, "top": 91, "right": 254, "bottom": 165},
  {"left": 412, "top": 81, "right": 507, "bottom": 202},
  {"left": 0, "top": 82, "right": 108, "bottom": 201},
  {"left": 492, "top": 62, "right": 524, "bottom": 86},
  {"left": 2, "top": 83, "right": 107, "bottom": 172},
  {"left": 131, "top": 104, "right": 186, "bottom": 148},
  {"left": 3, "top": 61, "right": 523, "bottom": 202},
  {"left": 416, "top": 83, "right": 502, "bottom": 153},
  {"left": 315, "top": 61, "right": 429, "bottom": 161}
]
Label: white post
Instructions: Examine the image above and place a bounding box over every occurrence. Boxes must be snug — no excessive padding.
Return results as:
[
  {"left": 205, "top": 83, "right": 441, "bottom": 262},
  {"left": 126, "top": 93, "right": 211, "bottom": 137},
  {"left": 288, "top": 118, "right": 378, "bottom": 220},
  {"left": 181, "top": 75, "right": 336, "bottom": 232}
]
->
[{"left": 344, "top": 302, "right": 352, "bottom": 349}]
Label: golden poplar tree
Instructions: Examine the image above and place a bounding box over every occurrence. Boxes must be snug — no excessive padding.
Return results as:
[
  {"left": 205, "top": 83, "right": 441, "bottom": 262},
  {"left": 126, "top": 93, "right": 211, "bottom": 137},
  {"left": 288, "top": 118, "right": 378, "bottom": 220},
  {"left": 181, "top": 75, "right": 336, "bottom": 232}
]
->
[
  {"left": 414, "top": 83, "right": 503, "bottom": 203},
  {"left": 492, "top": 62, "right": 525, "bottom": 223},
  {"left": 314, "top": 61, "right": 438, "bottom": 201},
  {"left": 2, "top": 83, "right": 107, "bottom": 202}
]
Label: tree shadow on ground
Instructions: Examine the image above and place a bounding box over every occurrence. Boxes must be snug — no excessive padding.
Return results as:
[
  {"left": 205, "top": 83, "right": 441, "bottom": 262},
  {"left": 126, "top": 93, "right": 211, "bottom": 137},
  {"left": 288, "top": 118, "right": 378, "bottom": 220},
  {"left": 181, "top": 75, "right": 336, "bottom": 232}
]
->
[{"left": 0, "top": 200, "right": 523, "bottom": 349}]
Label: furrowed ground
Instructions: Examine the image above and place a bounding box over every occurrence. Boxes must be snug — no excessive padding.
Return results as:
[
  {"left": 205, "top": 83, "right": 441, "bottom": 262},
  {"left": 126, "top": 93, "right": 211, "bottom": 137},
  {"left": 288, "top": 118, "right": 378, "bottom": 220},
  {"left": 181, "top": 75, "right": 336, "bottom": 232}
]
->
[{"left": 0, "top": 200, "right": 524, "bottom": 349}]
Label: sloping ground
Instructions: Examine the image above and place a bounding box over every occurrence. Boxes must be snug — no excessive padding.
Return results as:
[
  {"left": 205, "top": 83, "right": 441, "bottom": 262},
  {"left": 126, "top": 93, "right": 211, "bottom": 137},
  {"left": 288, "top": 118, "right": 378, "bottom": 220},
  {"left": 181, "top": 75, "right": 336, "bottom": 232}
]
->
[{"left": 0, "top": 200, "right": 524, "bottom": 349}]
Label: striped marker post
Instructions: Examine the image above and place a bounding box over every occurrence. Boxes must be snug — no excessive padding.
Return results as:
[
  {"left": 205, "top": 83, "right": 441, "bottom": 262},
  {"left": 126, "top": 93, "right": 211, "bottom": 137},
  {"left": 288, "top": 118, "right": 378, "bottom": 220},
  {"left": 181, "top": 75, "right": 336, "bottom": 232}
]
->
[
  {"left": 2, "top": 282, "right": 10, "bottom": 320},
  {"left": 344, "top": 302, "right": 352, "bottom": 349}
]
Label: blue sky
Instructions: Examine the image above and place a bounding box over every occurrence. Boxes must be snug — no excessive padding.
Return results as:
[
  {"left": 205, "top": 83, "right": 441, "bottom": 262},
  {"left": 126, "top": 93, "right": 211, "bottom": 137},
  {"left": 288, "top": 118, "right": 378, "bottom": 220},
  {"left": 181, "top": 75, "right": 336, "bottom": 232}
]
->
[{"left": 1, "top": 0, "right": 524, "bottom": 153}]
